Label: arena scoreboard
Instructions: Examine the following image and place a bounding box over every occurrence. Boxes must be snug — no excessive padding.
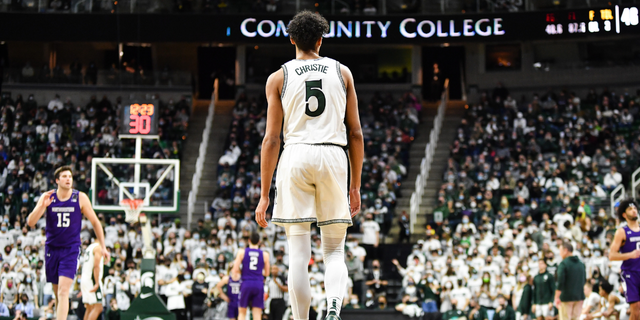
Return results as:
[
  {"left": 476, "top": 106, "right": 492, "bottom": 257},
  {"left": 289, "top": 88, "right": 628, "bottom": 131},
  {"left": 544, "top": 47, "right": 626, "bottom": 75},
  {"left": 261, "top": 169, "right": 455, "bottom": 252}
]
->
[
  {"left": 542, "top": 6, "right": 638, "bottom": 35},
  {"left": 119, "top": 101, "right": 159, "bottom": 137}
]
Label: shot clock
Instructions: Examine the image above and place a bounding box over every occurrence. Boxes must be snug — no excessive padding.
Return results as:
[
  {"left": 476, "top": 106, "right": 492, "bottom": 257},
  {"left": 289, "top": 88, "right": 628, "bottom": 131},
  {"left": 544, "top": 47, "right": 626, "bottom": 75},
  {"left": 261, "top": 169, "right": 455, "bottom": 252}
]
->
[{"left": 120, "top": 101, "right": 160, "bottom": 137}]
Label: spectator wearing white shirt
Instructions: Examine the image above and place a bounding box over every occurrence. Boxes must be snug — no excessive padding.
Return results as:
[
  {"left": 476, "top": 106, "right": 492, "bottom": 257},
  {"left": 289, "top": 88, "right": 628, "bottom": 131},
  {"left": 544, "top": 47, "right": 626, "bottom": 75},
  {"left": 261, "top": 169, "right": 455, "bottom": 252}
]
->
[
  {"left": 422, "top": 233, "right": 442, "bottom": 253},
  {"left": 217, "top": 210, "right": 237, "bottom": 230},
  {"left": 456, "top": 216, "right": 478, "bottom": 234},
  {"left": 360, "top": 214, "right": 380, "bottom": 264},
  {"left": 165, "top": 275, "right": 187, "bottom": 319},
  {"left": 346, "top": 237, "right": 367, "bottom": 262},
  {"left": 553, "top": 210, "right": 574, "bottom": 235},
  {"left": 47, "top": 94, "right": 63, "bottom": 111},
  {"left": 513, "top": 112, "right": 526, "bottom": 131},
  {"left": 450, "top": 278, "right": 472, "bottom": 310},
  {"left": 603, "top": 166, "right": 622, "bottom": 191}
]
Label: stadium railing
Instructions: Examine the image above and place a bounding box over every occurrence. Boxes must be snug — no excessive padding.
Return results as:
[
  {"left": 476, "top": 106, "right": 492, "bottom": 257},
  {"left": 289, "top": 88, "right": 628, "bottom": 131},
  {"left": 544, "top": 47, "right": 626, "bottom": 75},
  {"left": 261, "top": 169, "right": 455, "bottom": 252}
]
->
[
  {"left": 611, "top": 184, "right": 626, "bottom": 218},
  {"left": 409, "top": 79, "right": 449, "bottom": 234},
  {"left": 187, "top": 79, "right": 216, "bottom": 229},
  {"left": 632, "top": 166, "right": 640, "bottom": 201}
]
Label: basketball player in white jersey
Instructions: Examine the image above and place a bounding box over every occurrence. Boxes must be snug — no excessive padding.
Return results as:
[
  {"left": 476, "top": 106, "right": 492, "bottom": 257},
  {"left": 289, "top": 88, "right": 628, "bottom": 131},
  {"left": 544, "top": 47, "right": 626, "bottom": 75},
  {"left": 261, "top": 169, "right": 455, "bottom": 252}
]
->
[
  {"left": 80, "top": 242, "right": 104, "bottom": 320},
  {"left": 255, "top": 10, "right": 364, "bottom": 320}
]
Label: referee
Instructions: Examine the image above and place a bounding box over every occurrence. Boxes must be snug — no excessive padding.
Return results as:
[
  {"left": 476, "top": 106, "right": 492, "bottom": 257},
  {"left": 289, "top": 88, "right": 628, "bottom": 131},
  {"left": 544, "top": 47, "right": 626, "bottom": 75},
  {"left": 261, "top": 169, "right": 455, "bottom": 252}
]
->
[{"left": 268, "top": 266, "right": 288, "bottom": 320}]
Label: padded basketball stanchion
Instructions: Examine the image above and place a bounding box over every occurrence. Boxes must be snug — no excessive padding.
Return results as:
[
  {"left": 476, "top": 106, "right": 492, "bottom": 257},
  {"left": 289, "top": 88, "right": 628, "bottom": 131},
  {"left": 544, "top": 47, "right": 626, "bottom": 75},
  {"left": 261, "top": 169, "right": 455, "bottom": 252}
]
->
[{"left": 120, "top": 205, "right": 175, "bottom": 320}]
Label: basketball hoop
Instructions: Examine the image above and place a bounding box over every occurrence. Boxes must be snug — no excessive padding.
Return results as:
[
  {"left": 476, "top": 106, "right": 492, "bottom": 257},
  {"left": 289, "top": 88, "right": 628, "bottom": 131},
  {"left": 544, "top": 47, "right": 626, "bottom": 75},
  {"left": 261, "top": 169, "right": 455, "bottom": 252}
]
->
[{"left": 121, "top": 199, "right": 144, "bottom": 223}]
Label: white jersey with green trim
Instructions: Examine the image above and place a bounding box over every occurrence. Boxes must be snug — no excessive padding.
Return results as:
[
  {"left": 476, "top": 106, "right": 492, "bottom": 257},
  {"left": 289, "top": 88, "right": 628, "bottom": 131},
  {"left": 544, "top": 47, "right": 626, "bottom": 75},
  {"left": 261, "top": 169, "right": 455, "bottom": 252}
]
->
[
  {"left": 81, "top": 242, "right": 104, "bottom": 286},
  {"left": 280, "top": 57, "right": 348, "bottom": 147}
]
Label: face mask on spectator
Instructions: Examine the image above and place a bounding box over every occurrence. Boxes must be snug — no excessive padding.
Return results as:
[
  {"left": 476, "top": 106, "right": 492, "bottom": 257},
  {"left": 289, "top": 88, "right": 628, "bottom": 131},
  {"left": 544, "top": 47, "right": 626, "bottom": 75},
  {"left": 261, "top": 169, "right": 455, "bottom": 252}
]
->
[
  {"left": 531, "top": 203, "right": 537, "bottom": 209},
  {"left": 311, "top": 266, "right": 319, "bottom": 273},
  {"left": 310, "top": 280, "right": 317, "bottom": 286},
  {"left": 594, "top": 251, "right": 601, "bottom": 257},
  {"left": 462, "top": 217, "right": 469, "bottom": 224},
  {"left": 351, "top": 298, "right": 358, "bottom": 305},
  {"left": 193, "top": 234, "right": 200, "bottom": 240},
  {"left": 427, "top": 276, "right": 434, "bottom": 282},
  {"left": 470, "top": 202, "right": 476, "bottom": 208},
  {"left": 204, "top": 214, "right": 212, "bottom": 221},
  {"left": 366, "top": 292, "right": 373, "bottom": 299},
  {"left": 0, "top": 227, "right": 6, "bottom": 232},
  {"left": 445, "top": 282, "right": 452, "bottom": 289}
]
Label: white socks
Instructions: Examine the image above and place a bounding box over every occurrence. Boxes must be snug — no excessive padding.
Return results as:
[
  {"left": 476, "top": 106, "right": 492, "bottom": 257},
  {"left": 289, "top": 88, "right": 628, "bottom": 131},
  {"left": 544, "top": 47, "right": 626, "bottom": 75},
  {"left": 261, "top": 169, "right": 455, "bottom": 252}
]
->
[
  {"left": 321, "top": 228, "right": 348, "bottom": 316},
  {"left": 284, "top": 223, "right": 348, "bottom": 320},
  {"left": 287, "top": 231, "right": 312, "bottom": 320}
]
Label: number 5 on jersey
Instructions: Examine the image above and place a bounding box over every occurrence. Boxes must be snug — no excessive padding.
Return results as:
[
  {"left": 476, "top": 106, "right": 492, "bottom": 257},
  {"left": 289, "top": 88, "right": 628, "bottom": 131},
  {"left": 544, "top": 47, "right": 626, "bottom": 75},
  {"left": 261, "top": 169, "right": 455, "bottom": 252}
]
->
[
  {"left": 305, "top": 80, "right": 326, "bottom": 117},
  {"left": 57, "top": 212, "right": 70, "bottom": 227}
]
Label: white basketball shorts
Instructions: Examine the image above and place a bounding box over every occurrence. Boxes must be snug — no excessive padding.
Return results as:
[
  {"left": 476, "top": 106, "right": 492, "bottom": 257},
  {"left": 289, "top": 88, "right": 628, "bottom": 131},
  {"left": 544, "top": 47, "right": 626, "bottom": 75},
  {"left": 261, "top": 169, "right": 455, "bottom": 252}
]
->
[
  {"left": 272, "top": 144, "right": 353, "bottom": 227},
  {"left": 81, "top": 279, "right": 103, "bottom": 305}
]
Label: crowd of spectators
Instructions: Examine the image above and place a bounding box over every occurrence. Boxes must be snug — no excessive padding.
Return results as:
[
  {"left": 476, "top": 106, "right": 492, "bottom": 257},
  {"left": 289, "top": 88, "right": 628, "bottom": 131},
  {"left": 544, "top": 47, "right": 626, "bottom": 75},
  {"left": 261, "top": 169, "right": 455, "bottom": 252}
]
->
[{"left": 386, "top": 86, "right": 640, "bottom": 319}]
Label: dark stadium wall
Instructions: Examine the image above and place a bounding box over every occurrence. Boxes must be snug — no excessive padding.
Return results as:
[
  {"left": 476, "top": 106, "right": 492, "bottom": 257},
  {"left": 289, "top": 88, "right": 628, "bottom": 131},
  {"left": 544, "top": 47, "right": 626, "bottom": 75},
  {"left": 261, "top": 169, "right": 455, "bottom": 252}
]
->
[
  {"left": 422, "top": 46, "right": 466, "bottom": 100},
  {"left": 464, "top": 40, "right": 640, "bottom": 100},
  {"left": 197, "top": 46, "right": 236, "bottom": 99},
  {"left": 7, "top": 42, "right": 49, "bottom": 67}
]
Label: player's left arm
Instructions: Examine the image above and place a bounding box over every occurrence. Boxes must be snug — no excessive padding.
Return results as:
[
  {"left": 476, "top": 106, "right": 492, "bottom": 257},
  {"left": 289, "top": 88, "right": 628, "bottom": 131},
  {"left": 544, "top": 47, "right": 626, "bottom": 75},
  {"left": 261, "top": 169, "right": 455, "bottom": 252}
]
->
[
  {"left": 90, "top": 245, "right": 102, "bottom": 292},
  {"left": 231, "top": 248, "right": 245, "bottom": 278},
  {"left": 79, "top": 192, "right": 110, "bottom": 262},
  {"left": 262, "top": 251, "right": 271, "bottom": 279}
]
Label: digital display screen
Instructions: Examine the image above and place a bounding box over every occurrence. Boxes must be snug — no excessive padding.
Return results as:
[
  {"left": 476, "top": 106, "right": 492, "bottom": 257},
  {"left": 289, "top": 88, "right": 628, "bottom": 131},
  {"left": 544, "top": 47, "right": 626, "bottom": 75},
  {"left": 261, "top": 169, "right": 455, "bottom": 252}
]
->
[{"left": 120, "top": 102, "right": 159, "bottom": 136}]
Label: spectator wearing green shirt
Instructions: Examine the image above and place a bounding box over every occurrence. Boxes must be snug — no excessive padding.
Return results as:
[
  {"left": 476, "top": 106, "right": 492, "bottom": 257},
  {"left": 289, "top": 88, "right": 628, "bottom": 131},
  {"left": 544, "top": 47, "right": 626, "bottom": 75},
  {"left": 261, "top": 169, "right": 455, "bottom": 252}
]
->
[
  {"left": 443, "top": 299, "right": 467, "bottom": 320},
  {"left": 533, "top": 260, "right": 556, "bottom": 320},
  {"left": 469, "top": 298, "right": 489, "bottom": 320},
  {"left": 433, "top": 198, "right": 450, "bottom": 224},
  {"left": 554, "top": 241, "right": 586, "bottom": 320},
  {"left": 496, "top": 295, "right": 516, "bottom": 320},
  {"left": 516, "top": 274, "right": 533, "bottom": 320}
]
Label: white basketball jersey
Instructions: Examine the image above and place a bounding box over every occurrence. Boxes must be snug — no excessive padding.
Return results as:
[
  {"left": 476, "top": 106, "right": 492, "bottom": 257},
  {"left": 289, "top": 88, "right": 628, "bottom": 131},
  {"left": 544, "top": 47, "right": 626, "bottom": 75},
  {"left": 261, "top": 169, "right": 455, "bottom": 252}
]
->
[
  {"left": 81, "top": 243, "right": 104, "bottom": 286},
  {"left": 281, "top": 57, "right": 348, "bottom": 147}
]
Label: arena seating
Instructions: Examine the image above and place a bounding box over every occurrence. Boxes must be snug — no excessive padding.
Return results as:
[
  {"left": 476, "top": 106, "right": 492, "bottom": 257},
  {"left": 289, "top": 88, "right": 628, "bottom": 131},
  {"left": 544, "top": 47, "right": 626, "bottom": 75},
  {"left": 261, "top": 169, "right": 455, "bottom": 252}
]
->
[{"left": 389, "top": 86, "right": 638, "bottom": 318}]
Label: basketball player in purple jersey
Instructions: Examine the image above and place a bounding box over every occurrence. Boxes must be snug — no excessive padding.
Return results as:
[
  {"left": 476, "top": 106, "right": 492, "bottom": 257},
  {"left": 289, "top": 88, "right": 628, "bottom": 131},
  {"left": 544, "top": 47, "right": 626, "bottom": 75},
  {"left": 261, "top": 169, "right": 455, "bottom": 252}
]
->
[
  {"left": 27, "top": 166, "right": 109, "bottom": 320},
  {"left": 216, "top": 270, "right": 242, "bottom": 320},
  {"left": 610, "top": 199, "right": 640, "bottom": 320},
  {"left": 231, "top": 232, "right": 270, "bottom": 320}
]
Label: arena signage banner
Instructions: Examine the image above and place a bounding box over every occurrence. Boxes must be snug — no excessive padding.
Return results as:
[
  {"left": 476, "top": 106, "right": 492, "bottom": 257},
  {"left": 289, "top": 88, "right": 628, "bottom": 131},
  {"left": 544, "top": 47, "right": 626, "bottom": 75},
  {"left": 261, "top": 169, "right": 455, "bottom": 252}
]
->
[
  {"left": 0, "top": 6, "right": 638, "bottom": 43},
  {"left": 237, "top": 17, "right": 507, "bottom": 40}
]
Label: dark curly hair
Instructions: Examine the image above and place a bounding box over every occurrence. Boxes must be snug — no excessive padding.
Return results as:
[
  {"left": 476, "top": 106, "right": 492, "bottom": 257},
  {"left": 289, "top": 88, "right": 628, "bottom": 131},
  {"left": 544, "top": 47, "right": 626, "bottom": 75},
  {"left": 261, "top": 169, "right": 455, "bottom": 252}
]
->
[
  {"left": 287, "top": 10, "right": 329, "bottom": 52},
  {"left": 618, "top": 199, "right": 638, "bottom": 221}
]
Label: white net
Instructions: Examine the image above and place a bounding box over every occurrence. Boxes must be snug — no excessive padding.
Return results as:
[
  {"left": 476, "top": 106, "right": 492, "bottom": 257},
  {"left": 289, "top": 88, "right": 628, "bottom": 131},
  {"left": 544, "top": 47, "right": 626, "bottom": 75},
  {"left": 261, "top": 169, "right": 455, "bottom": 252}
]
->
[{"left": 121, "top": 199, "right": 144, "bottom": 223}]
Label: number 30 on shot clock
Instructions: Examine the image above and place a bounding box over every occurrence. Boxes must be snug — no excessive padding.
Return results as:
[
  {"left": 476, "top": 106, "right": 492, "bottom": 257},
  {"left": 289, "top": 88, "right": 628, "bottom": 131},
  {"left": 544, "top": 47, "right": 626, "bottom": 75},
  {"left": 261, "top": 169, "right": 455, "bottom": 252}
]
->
[{"left": 120, "top": 101, "right": 160, "bottom": 137}]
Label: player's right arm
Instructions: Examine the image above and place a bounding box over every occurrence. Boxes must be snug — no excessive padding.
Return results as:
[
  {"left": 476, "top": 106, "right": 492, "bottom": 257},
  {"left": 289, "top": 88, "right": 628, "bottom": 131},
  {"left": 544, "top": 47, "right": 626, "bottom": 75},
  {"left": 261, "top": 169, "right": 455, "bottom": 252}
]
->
[
  {"left": 90, "top": 245, "right": 102, "bottom": 292},
  {"left": 609, "top": 228, "right": 640, "bottom": 261},
  {"left": 215, "top": 275, "right": 230, "bottom": 302},
  {"left": 341, "top": 64, "right": 364, "bottom": 217},
  {"left": 27, "top": 190, "right": 55, "bottom": 228},
  {"left": 255, "top": 69, "right": 285, "bottom": 228},
  {"left": 231, "top": 248, "right": 245, "bottom": 279}
]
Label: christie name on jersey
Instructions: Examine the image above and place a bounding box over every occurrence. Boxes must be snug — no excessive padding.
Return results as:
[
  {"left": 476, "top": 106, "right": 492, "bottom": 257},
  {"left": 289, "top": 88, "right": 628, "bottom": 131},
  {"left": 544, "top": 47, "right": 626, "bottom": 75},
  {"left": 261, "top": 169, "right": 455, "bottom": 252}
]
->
[{"left": 295, "top": 64, "right": 329, "bottom": 75}]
